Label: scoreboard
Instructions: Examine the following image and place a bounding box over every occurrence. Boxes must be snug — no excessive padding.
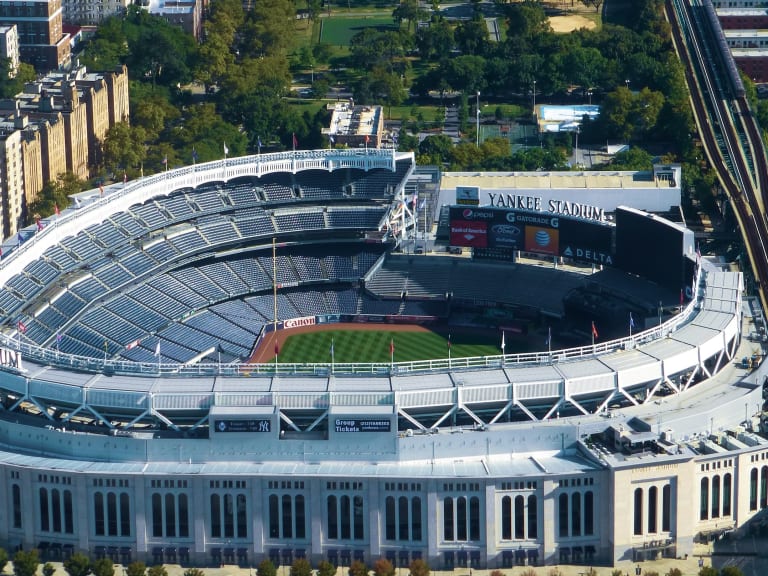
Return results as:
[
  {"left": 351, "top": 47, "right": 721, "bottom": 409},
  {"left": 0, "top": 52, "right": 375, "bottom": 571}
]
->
[{"left": 449, "top": 206, "right": 614, "bottom": 265}]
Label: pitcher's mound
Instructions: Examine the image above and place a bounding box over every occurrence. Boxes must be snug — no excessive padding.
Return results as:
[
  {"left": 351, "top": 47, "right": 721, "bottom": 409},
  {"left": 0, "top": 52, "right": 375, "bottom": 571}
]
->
[{"left": 549, "top": 14, "right": 596, "bottom": 33}]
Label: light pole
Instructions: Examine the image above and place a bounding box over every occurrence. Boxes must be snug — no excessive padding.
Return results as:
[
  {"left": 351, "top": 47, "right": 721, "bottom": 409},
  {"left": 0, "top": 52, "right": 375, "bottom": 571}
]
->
[
  {"left": 532, "top": 79, "right": 537, "bottom": 115},
  {"left": 625, "top": 79, "right": 630, "bottom": 91},
  {"left": 311, "top": 65, "right": 314, "bottom": 84},
  {"left": 476, "top": 91, "right": 480, "bottom": 147}
]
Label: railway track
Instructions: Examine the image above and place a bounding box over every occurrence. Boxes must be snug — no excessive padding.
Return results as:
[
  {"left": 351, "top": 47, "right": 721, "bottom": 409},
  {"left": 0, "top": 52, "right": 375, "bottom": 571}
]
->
[{"left": 667, "top": 0, "right": 768, "bottom": 313}]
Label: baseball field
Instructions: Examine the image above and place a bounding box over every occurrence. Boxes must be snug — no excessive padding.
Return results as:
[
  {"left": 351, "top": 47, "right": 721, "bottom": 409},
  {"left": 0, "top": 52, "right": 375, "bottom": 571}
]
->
[{"left": 250, "top": 323, "right": 514, "bottom": 364}]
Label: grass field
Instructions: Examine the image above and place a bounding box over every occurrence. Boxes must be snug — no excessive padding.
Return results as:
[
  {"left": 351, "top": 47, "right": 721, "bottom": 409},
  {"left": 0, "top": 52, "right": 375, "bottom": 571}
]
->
[
  {"left": 320, "top": 17, "right": 397, "bottom": 45},
  {"left": 278, "top": 329, "right": 506, "bottom": 364}
]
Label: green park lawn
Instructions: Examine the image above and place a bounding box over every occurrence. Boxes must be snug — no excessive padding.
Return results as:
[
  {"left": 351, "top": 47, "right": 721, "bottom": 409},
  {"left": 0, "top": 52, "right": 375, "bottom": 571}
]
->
[
  {"left": 277, "top": 329, "right": 504, "bottom": 364},
  {"left": 320, "top": 16, "right": 398, "bottom": 46}
]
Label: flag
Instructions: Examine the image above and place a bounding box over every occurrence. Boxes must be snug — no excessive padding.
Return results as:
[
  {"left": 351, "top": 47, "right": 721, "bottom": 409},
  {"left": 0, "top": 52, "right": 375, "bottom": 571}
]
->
[
  {"left": 680, "top": 288, "right": 684, "bottom": 307},
  {"left": 74, "top": 197, "right": 82, "bottom": 208},
  {"left": 17, "top": 232, "right": 23, "bottom": 245},
  {"left": 330, "top": 338, "right": 335, "bottom": 361},
  {"left": 99, "top": 182, "right": 104, "bottom": 196},
  {"left": 629, "top": 312, "right": 635, "bottom": 331},
  {"left": 192, "top": 148, "right": 198, "bottom": 163},
  {"left": 223, "top": 142, "right": 229, "bottom": 156},
  {"left": 411, "top": 192, "right": 418, "bottom": 207},
  {"left": 329, "top": 135, "right": 335, "bottom": 144},
  {"left": 389, "top": 338, "right": 394, "bottom": 355},
  {"left": 365, "top": 134, "right": 370, "bottom": 144},
  {"left": 591, "top": 321, "right": 599, "bottom": 339},
  {"left": 292, "top": 133, "right": 298, "bottom": 150},
  {"left": 54, "top": 203, "right": 59, "bottom": 216},
  {"left": 545, "top": 326, "right": 551, "bottom": 347},
  {"left": 36, "top": 218, "right": 44, "bottom": 232},
  {"left": 126, "top": 338, "right": 141, "bottom": 350},
  {"left": 162, "top": 154, "right": 168, "bottom": 165},
  {"left": 447, "top": 334, "right": 451, "bottom": 350},
  {"left": 56, "top": 333, "right": 62, "bottom": 343},
  {"left": 104, "top": 339, "right": 108, "bottom": 352},
  {"left": 17, "top": 320, "right": 26, "bottom": 334},
  {"left": 501, "top": 330, "right": 506, "bottom": 351},
  {"left": 155, "top": 341, "right": 161, "bottom": 357},
  {"left": 257, "top": 136, "right": 263, "bottom": 149},
  {"left": 123, "top": 172, "right": 127, "bottom": 183},
  {"left": 0, "top": 246, "right": 4, "bottom": 258},
  {"left": 274, "top": 341, "right": 280, "bottom": 356}
]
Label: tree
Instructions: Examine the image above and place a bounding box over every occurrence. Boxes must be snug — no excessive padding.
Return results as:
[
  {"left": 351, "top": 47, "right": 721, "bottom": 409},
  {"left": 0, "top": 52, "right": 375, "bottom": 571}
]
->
[
  {"left": 13, "top": 550, "right": 39, "bottom": 576},
  {"left": 0, "top": 60, "right": 35, "bottom": 98},
  {"left": 419, "top": 134, "right": 454, "bottom": 165},
  {"left": 393, "top": 0, "right": 424, "bottom": 32},
  {"left": 0, "top": 548, "right": 8, "bottom": 575},
  {"left": 408, "top": 559, "right": 429, "bottom": 576},
  {"left": 183, "top": 569, "right": 204, "bottom": 576},
  {"left": 43, "top": 564, "right": 56, "bottom": 576},
  {"left": 289, "top": 559, "right": 311, "bottom": 576},
  {"left": 91, "top": 558, "right": 114, "bottom": 576},
  {"left": 28, "top": 172, "right": 85, "bottom": 222},
  {"left": 125, "top": 562, "right": 146, "bottom": 576},
  {"left": 102, "top": 122, "right": 148, "bottom": 177},
  {"left": 146, "top": 566, "right": 167, "bottom": 576},
  {"left": 372, "top": 558, "right": 394, "bottom": 576},
  {"left": 666, "top": 569, "right": 682, "bottom": 576},
  {"left": 257, "top": 559, "right": 276, "bottom": 576},
  {"left": 241, "top": 0, "right": 296, "bottom": 57},
  {"left": 316, "top": 561, "right": 336, "bottom": 576},
  {"left": 348, "top": 561, "right": 367, "bottom": 576},
  {"left": 583, "top": 0, "right": 604, "bottom": 12},
  {"left": 63, "top": 553, "right": 91, "bottom": 576}
]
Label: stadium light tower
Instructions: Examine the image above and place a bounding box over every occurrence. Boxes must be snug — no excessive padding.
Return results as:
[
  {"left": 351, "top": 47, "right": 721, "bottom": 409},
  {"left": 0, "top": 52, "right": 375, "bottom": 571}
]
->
[{"left": 476, "top": 91, "right": 480, "bottom": 148}]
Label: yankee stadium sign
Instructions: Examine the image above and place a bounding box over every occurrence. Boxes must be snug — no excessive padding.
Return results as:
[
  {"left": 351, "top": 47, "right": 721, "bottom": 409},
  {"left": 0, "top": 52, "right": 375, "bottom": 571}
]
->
[{"left": 486, "top": 192, "right": 605, "bottom": 222}]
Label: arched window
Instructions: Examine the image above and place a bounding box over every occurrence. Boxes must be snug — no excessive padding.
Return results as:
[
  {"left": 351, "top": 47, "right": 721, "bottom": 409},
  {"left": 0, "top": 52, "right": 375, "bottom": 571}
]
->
[
  {"left": 327, "top": 495, "right": 338, "bottom": 539},
  {"left": 12, "top": 484, "right": 21, "bottom": 529},
  {"left": 633, "top": 488, "right": 643, "bottom": 535},
  {"left": 385, "top": 496, "right": 396, "bottom": 540},
  {"left": 723, "top": 474, "right": 732, "bottom": 517},
  {"left": 559, "top": 493, "right": 569, "bottom": 538},
  {"left": 662, "top": 485, "right": 671, "bottom": 532},
  {"left": 165, "top": 493, "right": 176, "bottom": 537},
  {"left": 527, "top": 495, "right": 538, "bottom": 539},
  {"left": 269, "top": 494, "right": 279, "bottom": 538},
  {"left": 179, "top": 494, "right": 190, "bottom": 538},
  {"left": 340, "top": 495, "right": 351, "bottom": 540},
  {"left": 153, "top": 493, "right": 163, "bottom": 537},
  {"left": 398, "top": 496, "right": 409, "bottom": 540},
  {"left": 52, "top": 489, "right": 62, "bottom": 533},
  {"left": 457, "top": 496, "right": 468, "bottom": 541},
  {"left": 751, "top": 468, "right": 759, "bottom": 511},
  {"left": 648, "top": 487, "right": 657, "bottom": 533},
  {"left": 94, "top": 492, "right": 104, "bottom": 536},
  {"left": 501, "top": 496, "right": 512, "bottom": 540},
  {"left": 700, "top": 477, "right": 709, "bottom": 521},
  {"left": 120, "top": 493, "right": 130, "bottom": 537},
  {"left": 296, "top": 494, "right": 306, "bottom": 539},
  {"left": 412, "top": 497, "right": 422, "bottom": 541},
  {"left": 107, "top": 492, "right": 117, "bottom": 536},
  {"left": 223, "top": 493, "right": 234, "bottom": 538},
  {"left": 443, "top": 498, "right": 454, "bottom": 541},
  {"left": 712, "top": 476, "right": 721, "bottom": 519},
  {"left": 353, "top": 495, "right": 364, "bottom": 540},
  {"left": 64, "top": 490, "right": 74, "bottom": 534},
  {"left": 761, "top": 466, "right": 768, "bottom": 509},
  {"left": 282, "top": 495, "right": 293, "bottom": 538},
  {"left": 210, "top": 494, "right": 221, "bottom": 538},
  {"left": 514, "top": 495, "right": 525, "bottom": 540},
  {"left": 39, "top": 487, "right": 49, "bottom": 532},
  {"left": 571, "top": 492, "right": 581, "bottom": 537},
  {"left": 584, "top": 491, "right": 594, "bottom": 536},
  {"left": 469, "top": 496, "right": 480, "bottom": 541}
]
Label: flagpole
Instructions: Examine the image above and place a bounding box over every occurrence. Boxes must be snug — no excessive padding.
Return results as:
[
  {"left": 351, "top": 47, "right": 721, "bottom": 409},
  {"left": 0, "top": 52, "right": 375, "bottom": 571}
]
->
[
  {"left": 629, "top": 313, "right": 633, "bottom": 339},
  {"left": 548, "top": 326, "right": 552, "bottom": 357},
  {"left": 273, "top": 237, "right": 278, "bottom": 370},
  {"left": 448, "top": 334, "right": 451, "bottom": 368},
  {"left": 591, "top": 321, "right": 595, "bottom": 347},
  {"left": 331, "top": 337, "right": 335, "bottom": 374}
]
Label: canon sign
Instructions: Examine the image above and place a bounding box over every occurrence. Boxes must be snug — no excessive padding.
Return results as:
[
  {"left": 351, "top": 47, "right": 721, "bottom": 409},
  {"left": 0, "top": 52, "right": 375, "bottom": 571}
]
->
[{"left": 284, "top": 316, "right": 316, "bottom": 329}]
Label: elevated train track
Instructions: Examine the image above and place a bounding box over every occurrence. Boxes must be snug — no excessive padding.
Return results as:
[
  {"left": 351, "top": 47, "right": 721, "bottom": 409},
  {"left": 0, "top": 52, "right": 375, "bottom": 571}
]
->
[{"left": 668, "top": 0, "right": 768, "bottom": 313}]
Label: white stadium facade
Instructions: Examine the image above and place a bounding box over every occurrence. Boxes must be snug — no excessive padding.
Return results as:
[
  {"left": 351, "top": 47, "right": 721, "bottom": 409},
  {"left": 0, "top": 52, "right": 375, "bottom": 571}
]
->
[{"left": 0, "top": 149, "right": 763, "bottom": 571}]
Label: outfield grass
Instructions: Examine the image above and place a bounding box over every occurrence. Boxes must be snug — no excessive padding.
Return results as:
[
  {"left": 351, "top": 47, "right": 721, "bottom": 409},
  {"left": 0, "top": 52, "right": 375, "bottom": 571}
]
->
[
  {"left": 320, "top": 17, "right": 397, "bottom": 46},
  {"left": 278, "top": 329, "right": 506, "bottom": 364}
]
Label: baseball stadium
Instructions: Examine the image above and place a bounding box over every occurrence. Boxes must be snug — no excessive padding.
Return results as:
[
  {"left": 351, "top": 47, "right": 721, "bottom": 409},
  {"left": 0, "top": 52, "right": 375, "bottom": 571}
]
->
[{"left": 0, "top": 148, "right": 763, "bottom": 572}]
